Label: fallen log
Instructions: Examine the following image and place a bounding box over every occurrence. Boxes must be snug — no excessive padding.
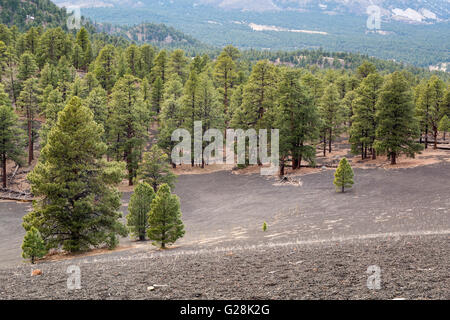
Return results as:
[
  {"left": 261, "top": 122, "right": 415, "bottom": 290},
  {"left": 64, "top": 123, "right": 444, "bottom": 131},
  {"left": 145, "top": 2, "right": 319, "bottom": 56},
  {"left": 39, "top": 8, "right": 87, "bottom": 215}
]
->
[
  {"left": 8, "top": 165, "right": 19, "bottom": 183},
  {"left": 0, "top": 195, "right": 33, "bottom": 202},
  {"left": 0, "top": 188, "right": 33, "bottom": 202}
]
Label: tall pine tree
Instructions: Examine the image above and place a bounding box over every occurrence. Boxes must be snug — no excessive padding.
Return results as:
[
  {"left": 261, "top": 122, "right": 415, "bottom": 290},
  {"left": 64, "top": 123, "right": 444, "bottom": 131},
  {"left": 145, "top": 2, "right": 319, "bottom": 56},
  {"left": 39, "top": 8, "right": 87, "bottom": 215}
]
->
[
  {"left": 147, "top": 184, "right": 185, "bottom": 249},
  {"left": 275, "top": 70, "right": 319, "bottom": 175},
  {"left": 374, "top": 72, "right": 423, "bottom": 165},
  {"left": 23, "top": 97, "right": 127, "bottom": 252}
]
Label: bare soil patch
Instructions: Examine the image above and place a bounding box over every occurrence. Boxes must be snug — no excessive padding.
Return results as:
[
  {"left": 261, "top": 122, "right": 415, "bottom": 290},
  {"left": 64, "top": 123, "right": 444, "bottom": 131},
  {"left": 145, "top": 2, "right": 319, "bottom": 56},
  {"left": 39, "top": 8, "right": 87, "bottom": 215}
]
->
[{"left": 0, "top": 234, "right": 448, "bottom": 300}]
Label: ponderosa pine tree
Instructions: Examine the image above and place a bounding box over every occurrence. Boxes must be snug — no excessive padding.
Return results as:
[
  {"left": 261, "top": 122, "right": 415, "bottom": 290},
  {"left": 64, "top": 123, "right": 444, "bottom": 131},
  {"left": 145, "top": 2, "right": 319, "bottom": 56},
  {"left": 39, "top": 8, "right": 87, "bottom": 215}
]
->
[
  {"left": 333, "top": 158, "right": 354, "bottom": 193},
  {"left": 116, "top": 50, "right": 127, "bottom": 79},
  {"left": 350, "top": 72, "right": 383, "bottom": 159},
  {"left": 356, "top": 61, "right": 377, "bottom": 79},
  {"left": 415, "top": 77, "right": 442, "bottom": 149},
  {"left": 151, "top": 76, "right": 164, "bottom": 114},
  {"left": 22, "top": 27, "right": 39, "bottom": 55},
  {"left": 235, "top": 60, "right": 278, "bottom": 131},
  {"left": 75, "top": 27, "right": 92, "bottom": 70},
  {"left": 138, "top": 145, "right": 177, "bottom": 192},
  {"left": 125, "top": 44, "right": 141, "bottom": 77},
  {"left": 127, "top": 182, "right": 155, "bottom": 241},
  {"left": 36, "top": 27, "right": 72, "bottom": 67},
  {"left": 56, "top": 56, "right": 75, "bottom": 100},
  {"left": 83, "top": 72, "right": 99, "bottom": 94},
  {"left": 39, "top": 86, "right": 64, "bottom": 148},
  {"left": 228, "top": 84, "right": 244, "bottom": 125},
  {"left": 23, "top": 97, "right": 127, "bottom": 252},
  {"left": 275, "top": 70, "right": 319, "bottom": 175},
  {"left": 374, "top": 72, "right": 423, "bottom": 165},
  {"left": 4, "top": 46, "right": 19, "bottom": 104},
  {"left": 94, "top": 45, "right": 116, "bottom": 92},
  {"left": 0, "top": 86, "right": 25, "bottom": 188},
  {"left": 139, "top": 44, "right": 155, "bottom": 79},
  {"left": 83, "top": 87, "right": 108, "bottom": 133},
  {"left": 341, "top": 90, "right": 357, "bottom": 127},
  {"left": 140, "top": 77, "right": 152, "bottom": 116},
  {"left": 438, "top": 115, "right": 449, "bottom": 140},
  {"left": 168, "top": 49, "right": 188, "bottom": 83},
  {"left": 181, "top": 70, "right": 200, "bottom": 166},
  {"left": 18, "top": 52, "right": 38, "bottom": 82},
  {"left": 158, "top": 76, "right": 184, "bottom": 165},
  {"left": 108, "top": 75, "right": 148, "bottom": 185},
  {"left": 196, "top": 72, "right": 225, "bottom": 167},
  {"left": 71, "top": 43, "right": 83, "bottom": 70},
  {"left": 21, "top": 227, "right": 47, "bottom": 264},
  {"left": 0, "top": 41, "right": 7, "bottom": 81},
  {"left": 319, "top": 83, "right": 344, "bottom": 155},
  {"left": 427, "top": 76, "right": 446, "bottom": 149},
  {"left": 214, "top": 48, "right": 237, "bottom": 123},
  {"left": 17, "top": 77, "right": 40, "bottom": 165},
  {"left": 152, "top": 49, "right": 168, "bottom": 84},
  {"left": 222, "top": 45, "right": 241, "bottom": 62},
  {"left": 39, "top": 63, "right": 58, "bottom": 89},
  {"left": 301, "top": 72, "right": 323, "bottom": 106},
  {"left": 147, "top": 184, "right": 185, "bottom": 249},
  {"left": 69, "top": 76, "right": 87, "bottom": 99}
]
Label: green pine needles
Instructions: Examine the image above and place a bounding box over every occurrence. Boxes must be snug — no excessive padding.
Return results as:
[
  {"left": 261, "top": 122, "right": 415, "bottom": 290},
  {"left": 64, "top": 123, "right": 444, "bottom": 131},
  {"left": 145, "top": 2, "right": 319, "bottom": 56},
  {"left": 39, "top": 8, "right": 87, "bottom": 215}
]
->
[
  {"left": 127, "top": 182, "right": 155, "bottom": 241},
  {"left": 147, "top": 184, "right": 185, "bottom": 249},
  {"left": 22, "top": 227, "right": 47, "bottom": 264},
  {"left": 22, "top": 97, "right": 128, "bottom": 253},
  {"left": 334, "top": 158, "right": 354, "bottom": 193}
]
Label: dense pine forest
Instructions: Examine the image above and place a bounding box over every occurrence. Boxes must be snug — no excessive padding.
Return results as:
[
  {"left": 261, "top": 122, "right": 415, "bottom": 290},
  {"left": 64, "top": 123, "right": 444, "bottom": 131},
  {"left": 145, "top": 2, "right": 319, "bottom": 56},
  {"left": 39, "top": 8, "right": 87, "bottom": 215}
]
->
[{"left": 0, "top": 20, "right": 449, "bottom": 253}]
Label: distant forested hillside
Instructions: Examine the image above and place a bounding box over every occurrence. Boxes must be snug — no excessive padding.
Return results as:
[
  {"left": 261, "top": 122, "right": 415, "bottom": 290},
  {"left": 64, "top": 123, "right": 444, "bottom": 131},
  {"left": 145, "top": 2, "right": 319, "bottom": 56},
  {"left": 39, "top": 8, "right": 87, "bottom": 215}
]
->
[
  {"left": 93, "top": 22, "right": 211, "bottom": 52},
  {"left": 56, "top": 0, "right": 449, "bottom": 68},
  {"left": 0, "top": 0, "right": 68, "bottom": 30}
]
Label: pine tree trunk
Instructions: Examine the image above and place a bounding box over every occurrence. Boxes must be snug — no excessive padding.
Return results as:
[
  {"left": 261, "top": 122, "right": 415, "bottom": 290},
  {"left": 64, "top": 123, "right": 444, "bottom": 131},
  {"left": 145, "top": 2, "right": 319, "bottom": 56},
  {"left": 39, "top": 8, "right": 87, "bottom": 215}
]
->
[
  {"left": 342, "top": 185, "right": 345, "bottom": 193},
  {"left": 372, "top": 148, "right": 376, "bottom": 160},
  {"left": 2, "top": 154, "right": 6, "bottom": 188},
  {"left": 425, "top": 125, "right": 428, "bottom": 149},
  {"left": 28, "top": 119, "right": 33, "bottom": 165},
  {"left": 328, "top": 129, "right": 332, "bottom": 153},
  {"left": 279, "top": 160, "right": 285, "bottom": 177},
  {"left": 433, "top": 131, "right": 437, "bottom": 149},
  {"left": 323, "top": 136, "right": 326, "bottom": 157},
  {"left": 292, "top": 157, "right": 298, "bottom": 170},
  {"left": 391, "top": 152, "right": 397, "bottom": 165}
]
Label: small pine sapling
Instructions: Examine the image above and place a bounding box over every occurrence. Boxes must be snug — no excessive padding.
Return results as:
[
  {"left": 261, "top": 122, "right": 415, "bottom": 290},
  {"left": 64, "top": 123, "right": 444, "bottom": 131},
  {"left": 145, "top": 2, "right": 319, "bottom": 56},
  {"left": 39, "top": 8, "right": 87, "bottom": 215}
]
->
[
  {"left": 22, "top": 227, "right": 47, "bottom": 264},
  {"left": 333, "top": 158, "right": 354, "bottom": 193}
]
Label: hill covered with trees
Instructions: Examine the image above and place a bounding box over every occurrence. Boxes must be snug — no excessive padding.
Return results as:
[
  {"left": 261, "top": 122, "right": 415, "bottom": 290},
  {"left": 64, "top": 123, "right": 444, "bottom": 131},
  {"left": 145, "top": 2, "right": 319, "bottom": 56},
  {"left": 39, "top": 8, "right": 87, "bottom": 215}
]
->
[
  {"left": 0, "top": 0, "right": 68, "bottom": 31},
  {"left": 0, "top": 5, "right": 449, "bottom": 254}
]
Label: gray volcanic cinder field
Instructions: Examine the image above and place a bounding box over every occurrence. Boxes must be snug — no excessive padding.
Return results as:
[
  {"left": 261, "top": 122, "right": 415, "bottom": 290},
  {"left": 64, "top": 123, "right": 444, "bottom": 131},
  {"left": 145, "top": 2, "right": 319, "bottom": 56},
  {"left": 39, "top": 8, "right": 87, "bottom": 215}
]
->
[{"left": 0, "top": 163, "right": 449, "bottom": 299}]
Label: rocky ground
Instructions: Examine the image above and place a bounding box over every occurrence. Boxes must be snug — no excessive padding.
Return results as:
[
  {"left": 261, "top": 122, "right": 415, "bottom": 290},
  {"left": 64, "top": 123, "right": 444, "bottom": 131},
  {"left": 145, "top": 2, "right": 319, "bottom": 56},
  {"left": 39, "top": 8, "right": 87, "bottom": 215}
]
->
[
  {"left": 1, "top": 145, "right": 449, "bottom": 299},
  {"left": 0, "top": 234, "right": 448, "bottom": 300}
]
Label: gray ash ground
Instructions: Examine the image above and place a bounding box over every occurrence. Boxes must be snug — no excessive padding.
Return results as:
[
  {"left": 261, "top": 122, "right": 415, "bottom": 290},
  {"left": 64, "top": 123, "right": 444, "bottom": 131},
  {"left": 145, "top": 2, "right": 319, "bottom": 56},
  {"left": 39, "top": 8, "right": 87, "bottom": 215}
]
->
[
  {"left": 0, "top": 162, "right": 449, "bottom": 299},
  {"left": 0, "top": 235, "right": 448, "bottom": 300}
]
